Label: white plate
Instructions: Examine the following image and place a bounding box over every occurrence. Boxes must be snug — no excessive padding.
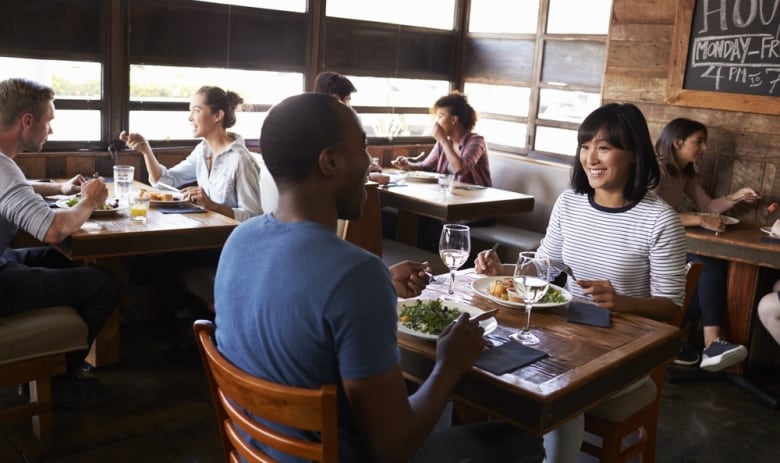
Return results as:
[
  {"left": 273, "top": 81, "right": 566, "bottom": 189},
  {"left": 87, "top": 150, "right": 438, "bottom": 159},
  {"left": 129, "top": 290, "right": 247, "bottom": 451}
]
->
[
  {"left": 149, "top": 193, "right": 185, "bottom": 205},
  {"left": 403, "top": 171, "right": 441, "bottom": 183},
  {"left": 55, "top": 197, "right": 128, "bottom": 216},
  {"left": 471, "top": 276, "right": 573, "bottom": 309},
  {"left": 397, "top": 299, "right": 497, "bottom": 341},
  {"left": 692, "top": 212, "right": 739, "bottom": 225},
  {"left": 760, "top": 226, "right": 779, "bottom": 237}
]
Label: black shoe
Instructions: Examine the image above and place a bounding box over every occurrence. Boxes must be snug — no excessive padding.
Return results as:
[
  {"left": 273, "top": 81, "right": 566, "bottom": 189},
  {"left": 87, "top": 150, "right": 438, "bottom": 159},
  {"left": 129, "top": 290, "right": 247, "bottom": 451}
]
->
[
  {"left": 17, "top": 383, "right": 29, "bottom": 397},
  {"left": 52, "top": 375, "right": 114, "bottom": 408},
  {"left": 673, "top": 345, "right": 701, "bottom": 366}
]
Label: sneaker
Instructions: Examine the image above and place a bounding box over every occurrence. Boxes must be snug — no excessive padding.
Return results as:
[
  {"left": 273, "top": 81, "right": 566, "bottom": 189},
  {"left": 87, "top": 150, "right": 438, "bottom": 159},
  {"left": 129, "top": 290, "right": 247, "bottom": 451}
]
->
[
  {"left": 700, "top": 338, "right": 748, "bottom": 372},
  {"left": 674, "top": 345, "right": 701, "bottom": 366},
  {"left": 52, "top": 375, "right": 114, "bottom": 408}
]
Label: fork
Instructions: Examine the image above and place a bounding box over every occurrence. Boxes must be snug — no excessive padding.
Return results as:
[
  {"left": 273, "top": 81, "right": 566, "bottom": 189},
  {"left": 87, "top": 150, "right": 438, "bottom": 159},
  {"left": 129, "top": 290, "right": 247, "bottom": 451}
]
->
[{"left": 552, "top": 261, "right": 576, "bottom": 281}]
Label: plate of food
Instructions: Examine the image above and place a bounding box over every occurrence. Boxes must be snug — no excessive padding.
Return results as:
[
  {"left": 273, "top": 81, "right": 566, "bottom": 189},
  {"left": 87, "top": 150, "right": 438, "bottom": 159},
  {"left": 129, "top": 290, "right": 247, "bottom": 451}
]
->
[
  {"left": 471, "top": 276, "right": 572, "bottom": 309},
  {"left": 397, "top": 299, "right": 498, "bottom": 341},
  {"left": 138, "top": 188, "right": 185, "bottom": 205},
  {"left": 403, "top": 171, "right": 441, "bottom": 183},
  {"left": 55, "top": 197, "right": 127, "bottom": 216}
]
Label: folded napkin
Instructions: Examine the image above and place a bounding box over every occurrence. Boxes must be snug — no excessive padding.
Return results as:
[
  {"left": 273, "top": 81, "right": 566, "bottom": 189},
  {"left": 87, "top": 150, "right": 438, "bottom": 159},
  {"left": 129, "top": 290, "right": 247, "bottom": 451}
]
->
[
  {"left": 567, "top": 301, "right": 610, "bottom": 327},
  {"left": 158, "top": 205, "right": 205, "bottom": 214},
  {"left": 475, "top": 342, "right": 548, "bottom": 375},
  {"left": 760, "top": 235, "right": 780, "bottom": 245}
]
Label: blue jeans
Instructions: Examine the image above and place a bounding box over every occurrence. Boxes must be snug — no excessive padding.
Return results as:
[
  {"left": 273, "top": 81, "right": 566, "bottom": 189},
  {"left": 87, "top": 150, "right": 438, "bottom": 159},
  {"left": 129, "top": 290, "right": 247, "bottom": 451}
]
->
[
  {"left": 410, "top": 421, "right": 545, "bottom": 463},
  {"left": 0, "top": 246, "right": 119, "bottom": 371}
]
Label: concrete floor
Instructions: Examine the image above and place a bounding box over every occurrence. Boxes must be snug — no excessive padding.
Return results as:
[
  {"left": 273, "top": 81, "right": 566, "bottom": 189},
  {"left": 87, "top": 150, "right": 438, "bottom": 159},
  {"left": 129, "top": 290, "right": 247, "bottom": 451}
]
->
[{"left": 2, "top": 320, "right": 778, "bottom": 462}]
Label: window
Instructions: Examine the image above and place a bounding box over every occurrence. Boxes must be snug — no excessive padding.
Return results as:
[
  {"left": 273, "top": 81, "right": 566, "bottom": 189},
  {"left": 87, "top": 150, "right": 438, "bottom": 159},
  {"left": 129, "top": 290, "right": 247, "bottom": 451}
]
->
[
  {"left": 326, "top": 0, "right": 456, "bottom": 30},
  {"left": 348, "top": 76, "right": 449, "bottom": 138},
  {"left": 465, "top": 0, "right": 612, "bottom": 158},
  {"left": 0, "top": 57, "right": 102, "bottom": 143},
  {"left": 128, "top": 65, "right": 302, "bottom": 142},
  {"left": 193, "top": 0, "right": 306, "bottom": 13}
]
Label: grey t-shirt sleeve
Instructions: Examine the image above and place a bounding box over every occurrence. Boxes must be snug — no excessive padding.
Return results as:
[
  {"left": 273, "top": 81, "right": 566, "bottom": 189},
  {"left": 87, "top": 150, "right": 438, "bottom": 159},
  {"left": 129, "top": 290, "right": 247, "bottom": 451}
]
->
[{"left": 0, "top": 155, "right": 55, "bottom": 242}]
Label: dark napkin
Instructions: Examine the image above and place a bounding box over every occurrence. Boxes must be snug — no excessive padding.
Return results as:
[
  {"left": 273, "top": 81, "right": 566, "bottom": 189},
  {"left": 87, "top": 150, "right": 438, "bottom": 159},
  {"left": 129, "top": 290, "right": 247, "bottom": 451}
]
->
[
  {"left": 760, "top": 235, "right": 780, "bottom": 245},
  {"left": 475, "top": 342, "right": 548, "bottom": 375},
  {"left": 158, "top": 204, "right": 205, "bottom": 214},
  {"left": 567, "top": 301, "right": 611, "bottom": 327}
]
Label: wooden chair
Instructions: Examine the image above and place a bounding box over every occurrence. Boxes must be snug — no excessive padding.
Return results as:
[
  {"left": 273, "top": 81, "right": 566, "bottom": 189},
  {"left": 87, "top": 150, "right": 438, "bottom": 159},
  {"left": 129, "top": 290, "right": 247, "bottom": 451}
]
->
[
  {"left": 580, "top": 261, "right": 703, "bottom": 463},
  {"left": 194, "top": 320, "right": 339, "bottom": 463},
  {"left": 0, "top": 306, "right": 89, "bottom": 439}
]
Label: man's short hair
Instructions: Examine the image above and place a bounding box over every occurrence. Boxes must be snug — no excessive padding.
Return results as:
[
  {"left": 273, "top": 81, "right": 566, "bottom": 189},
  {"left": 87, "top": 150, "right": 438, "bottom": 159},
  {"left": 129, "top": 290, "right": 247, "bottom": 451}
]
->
[
  {"left": 0, "top": 78, "right": 54, "bottom": 130},
  {"left": 314, "top": 72, "right": 357, "bottom": 101},
  {"left": 261, "top": 93, "right": 353, "bottom": 184}
]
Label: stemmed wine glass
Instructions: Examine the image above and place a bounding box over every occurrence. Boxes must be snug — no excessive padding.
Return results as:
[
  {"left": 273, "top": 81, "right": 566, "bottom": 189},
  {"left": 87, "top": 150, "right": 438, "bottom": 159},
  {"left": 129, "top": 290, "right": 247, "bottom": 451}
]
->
[
  {"left": 510, "top": 252, "right": 551, "bottom": 345},
  {"left": 438, "top": 224, "right": 471, "bottom": 299}
]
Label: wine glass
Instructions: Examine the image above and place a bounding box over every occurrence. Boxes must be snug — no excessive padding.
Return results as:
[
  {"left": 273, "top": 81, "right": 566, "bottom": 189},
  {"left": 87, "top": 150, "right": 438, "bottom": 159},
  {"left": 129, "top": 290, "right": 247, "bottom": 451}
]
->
[
  {"left": 438, "top": 224, "right": 471, "bottom": 298},
  {"left": 510, "top": 252, "right": 551, "bottom": 345}
]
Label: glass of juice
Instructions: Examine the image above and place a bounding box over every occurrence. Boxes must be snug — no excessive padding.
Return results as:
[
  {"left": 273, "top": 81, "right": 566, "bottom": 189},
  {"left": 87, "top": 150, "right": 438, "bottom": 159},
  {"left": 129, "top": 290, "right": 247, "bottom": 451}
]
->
[{"left": 130, "top": 195, "right": 150, "bottom": 223}]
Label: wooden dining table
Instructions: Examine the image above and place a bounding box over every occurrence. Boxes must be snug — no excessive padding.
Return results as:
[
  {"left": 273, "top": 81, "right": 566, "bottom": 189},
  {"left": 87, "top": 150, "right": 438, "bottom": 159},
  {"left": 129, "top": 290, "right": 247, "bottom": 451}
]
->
[
  {"left": 45, "top": 181, "right": 240, "bottom": 366},
  {"left": 685, "top": 225, "right": 780, "bottom": 372},
  {"left": 398, "top": 270, "right": 679, "bottom": 435},
  {"left": 380, "top": 169, "right": 534, "bottom": 245}
]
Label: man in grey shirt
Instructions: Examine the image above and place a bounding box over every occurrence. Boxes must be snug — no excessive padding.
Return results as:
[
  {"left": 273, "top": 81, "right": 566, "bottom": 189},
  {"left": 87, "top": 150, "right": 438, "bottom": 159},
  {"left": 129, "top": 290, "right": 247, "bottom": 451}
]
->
[{"left": 0, "top": 77, "right": 119, "bottom": 407}]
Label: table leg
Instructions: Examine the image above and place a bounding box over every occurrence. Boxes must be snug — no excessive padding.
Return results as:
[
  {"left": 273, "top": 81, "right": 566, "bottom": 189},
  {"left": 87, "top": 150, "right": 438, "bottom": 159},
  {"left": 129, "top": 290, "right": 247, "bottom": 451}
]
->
[
  {"left": 725, "top": 261, "right": 760, "bottom": 375},
  {"left": 86, "top": 307, "right": 120, "bottom": 368}
]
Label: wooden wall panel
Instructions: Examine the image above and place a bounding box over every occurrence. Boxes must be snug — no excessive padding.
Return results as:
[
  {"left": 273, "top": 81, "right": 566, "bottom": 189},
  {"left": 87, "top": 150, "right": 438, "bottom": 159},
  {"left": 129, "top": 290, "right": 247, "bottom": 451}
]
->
[{"left": 607, "top": 0, "right": 780, "bottom": 222}]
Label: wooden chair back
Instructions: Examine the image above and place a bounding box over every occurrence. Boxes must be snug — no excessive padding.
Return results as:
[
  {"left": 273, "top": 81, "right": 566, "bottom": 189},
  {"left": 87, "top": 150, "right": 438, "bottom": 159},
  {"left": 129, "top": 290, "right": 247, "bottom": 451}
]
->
[
  {"left": 194, "top": 320, "right": 339, "bottom": 463},
  {"left": 581, "top": 261, "right": 703, "bottom": 462}
]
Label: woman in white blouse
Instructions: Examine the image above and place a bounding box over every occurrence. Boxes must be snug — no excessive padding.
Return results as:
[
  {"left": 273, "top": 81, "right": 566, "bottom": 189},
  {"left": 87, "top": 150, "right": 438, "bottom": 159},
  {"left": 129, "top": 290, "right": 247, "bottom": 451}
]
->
[{"left": 120, "top": 85, "right": 261, "bottom": 222}]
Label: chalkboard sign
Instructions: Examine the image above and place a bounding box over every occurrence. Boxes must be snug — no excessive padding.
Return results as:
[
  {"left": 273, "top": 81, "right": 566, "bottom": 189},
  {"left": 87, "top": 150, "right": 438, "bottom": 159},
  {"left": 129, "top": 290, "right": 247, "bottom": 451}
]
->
[
  {"left": 667, "top": 0, "right": 780, "bottom": 115},
  {"left": 684, "top": 0, "right": 780, "bottom": 96}
]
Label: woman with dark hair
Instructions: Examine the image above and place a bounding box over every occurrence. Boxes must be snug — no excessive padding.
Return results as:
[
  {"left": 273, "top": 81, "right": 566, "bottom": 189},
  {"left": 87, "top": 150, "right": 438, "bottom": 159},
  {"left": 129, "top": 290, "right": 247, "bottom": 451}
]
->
[
  {"left": 314, "top": 71, "right": 357, "bottom": 106},
  {"left": 120, "top": 85, "right": 261, "bottom": 221},
  {"left": 475, "top": 103, "right": 687, "bottom": 462},
  {"left": 653, "top": 117, "right": 758, "bottom": 370},
  {"left": 120, "top": 86, "right": 262, "bottom": 356},
  {"left": 393, "top": 91, "right": 491, "bottom": 187}
]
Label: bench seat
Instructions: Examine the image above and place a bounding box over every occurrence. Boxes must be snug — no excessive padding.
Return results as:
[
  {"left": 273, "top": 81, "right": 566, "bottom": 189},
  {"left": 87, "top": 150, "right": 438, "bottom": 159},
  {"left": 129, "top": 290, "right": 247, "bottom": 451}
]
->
[{"left": 469, "top": 154, "right": 569, "bottom": 260}]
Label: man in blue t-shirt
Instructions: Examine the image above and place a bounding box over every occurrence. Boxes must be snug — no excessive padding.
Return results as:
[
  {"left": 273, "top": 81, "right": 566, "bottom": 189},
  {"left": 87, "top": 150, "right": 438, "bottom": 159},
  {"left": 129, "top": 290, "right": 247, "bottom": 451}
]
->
[{"left": 215, "top": 93, "right": 543, "bottom": 462}]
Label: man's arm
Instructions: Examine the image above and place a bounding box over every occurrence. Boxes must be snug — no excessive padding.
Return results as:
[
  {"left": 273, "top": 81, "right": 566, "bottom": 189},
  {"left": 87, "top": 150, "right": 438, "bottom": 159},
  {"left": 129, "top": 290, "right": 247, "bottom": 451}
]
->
[
  {"left": 342, "top": 315, "right": 484, "bottom": 463},
  {"left": 42, "top": 178, "right": 107, "bottom": 243},
  {"left": 30, "top": 174, "right": 86, "bottom": 196}
]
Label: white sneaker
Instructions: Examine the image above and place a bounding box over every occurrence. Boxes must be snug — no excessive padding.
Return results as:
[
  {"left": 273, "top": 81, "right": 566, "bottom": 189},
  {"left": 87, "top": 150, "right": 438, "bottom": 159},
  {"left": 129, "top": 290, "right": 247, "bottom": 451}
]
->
[{"left": 700, "top": 338, "right": 747, "bottom": 372}]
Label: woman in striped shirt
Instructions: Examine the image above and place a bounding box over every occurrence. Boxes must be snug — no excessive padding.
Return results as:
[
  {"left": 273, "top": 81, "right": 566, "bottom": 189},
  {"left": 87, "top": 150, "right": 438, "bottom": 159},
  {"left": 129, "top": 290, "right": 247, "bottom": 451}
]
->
[{"left": 475, "top": 103, "right": 687, "bottom": 463}]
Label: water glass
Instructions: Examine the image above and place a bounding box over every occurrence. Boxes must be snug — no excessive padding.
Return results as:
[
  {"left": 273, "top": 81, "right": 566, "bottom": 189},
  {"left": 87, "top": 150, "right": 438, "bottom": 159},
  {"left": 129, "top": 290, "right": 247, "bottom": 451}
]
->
[
  {"left": 129, "top": 195, "right": 150, "bottom": 223},
  {"left": 113, "top": 165, "right": 135, "bottom": 200},
  {"left": 438, "top": 174, "right": 454, "bottom": 196}
]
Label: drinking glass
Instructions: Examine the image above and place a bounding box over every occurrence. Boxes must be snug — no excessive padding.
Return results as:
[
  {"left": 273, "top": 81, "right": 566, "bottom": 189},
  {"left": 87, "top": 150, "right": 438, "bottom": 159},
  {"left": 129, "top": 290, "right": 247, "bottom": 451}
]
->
[
  {"left": 437, "top": 174, "right": 454, "bottom": 197},
  {"left": 510, "top": 252, "right": 551, "bottom": 345},
  {"left": 129, "top": 195, "right": 150, "bottom": 223},
  {"left": 113, "top": 165, "right": 135, "bottom": 200},
  {"left": 438, "top": 224, "right": 471, "bottom": 298}
]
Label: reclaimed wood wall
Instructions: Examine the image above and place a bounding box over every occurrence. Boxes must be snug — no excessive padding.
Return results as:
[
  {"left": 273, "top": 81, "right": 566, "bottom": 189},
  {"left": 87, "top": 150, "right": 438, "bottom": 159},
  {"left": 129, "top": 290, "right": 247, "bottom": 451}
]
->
[{"left": 606, "top": 0, "right": 780, "bottom": 225}]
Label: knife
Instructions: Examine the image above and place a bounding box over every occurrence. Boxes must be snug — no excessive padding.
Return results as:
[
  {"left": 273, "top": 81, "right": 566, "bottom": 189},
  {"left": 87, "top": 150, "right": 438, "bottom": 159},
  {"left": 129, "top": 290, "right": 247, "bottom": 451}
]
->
[{"left": 470, "top": 308, "right": 499, "bottom": 323}]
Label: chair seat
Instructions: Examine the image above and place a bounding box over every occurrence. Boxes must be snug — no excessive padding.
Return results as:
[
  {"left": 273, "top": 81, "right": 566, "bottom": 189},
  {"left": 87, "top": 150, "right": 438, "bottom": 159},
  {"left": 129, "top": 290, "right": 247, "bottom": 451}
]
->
[
  {"left": 586, "top": 376, "right": 657, "bottom": 422},
  {"left": 0, "top": 306, "right": 88, "bottom": 366}
]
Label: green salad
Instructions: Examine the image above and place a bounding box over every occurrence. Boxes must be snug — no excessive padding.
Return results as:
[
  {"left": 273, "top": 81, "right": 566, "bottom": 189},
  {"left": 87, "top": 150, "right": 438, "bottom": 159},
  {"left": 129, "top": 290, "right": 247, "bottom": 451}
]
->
[
  {"left": 398, "top": 300, "right": 461, "bottom": 335},
  {"left": 540, "top": 286, "right": 568, "bottom": 304}
]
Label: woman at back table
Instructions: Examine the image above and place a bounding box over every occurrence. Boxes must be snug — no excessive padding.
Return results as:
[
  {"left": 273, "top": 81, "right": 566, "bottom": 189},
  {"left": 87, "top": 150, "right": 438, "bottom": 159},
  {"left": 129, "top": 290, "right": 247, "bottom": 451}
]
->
[
  {"left": 653, "top": 118, "right": 757, "bottom": 371},
  {"left": 119, "top": 85, "right": 261, "bottom": 221},
  {"left": 474, "top": 103, "right": 687, "bottom": 462},
  {"left": 392, "top": 91, "right": 491, "bottom": 187}
]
